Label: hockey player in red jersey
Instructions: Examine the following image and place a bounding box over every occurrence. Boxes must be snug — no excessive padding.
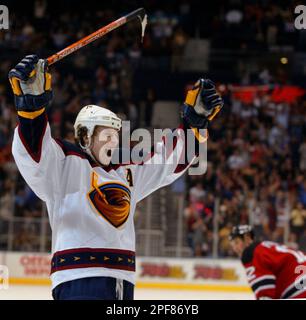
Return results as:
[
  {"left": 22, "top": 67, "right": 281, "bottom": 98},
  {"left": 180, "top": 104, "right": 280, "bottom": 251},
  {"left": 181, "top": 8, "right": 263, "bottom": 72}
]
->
[{"left": 229, "top": 225, "right": 306, "bottom": 299}]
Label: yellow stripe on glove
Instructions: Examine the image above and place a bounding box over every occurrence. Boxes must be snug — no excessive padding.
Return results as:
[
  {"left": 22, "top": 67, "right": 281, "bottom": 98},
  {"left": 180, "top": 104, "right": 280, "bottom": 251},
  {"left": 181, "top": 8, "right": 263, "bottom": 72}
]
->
[
  {"left": 191, "top": 128, "right": 209, "bottom": 143},
  {"left": 17, "top": 107, "right": 45, "bottom": 119},
  {"left": 185, "top": 81, "right": 201, "bottom": 107},
  {"left": 9, "top": 77, "right": 23, "bottom": 96}
]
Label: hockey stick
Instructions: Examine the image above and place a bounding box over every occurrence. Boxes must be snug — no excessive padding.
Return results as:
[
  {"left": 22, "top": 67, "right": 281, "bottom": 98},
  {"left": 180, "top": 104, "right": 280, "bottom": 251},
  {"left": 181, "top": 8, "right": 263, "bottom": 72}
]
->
[{"left": 46, "top": 8, "right": 147, "bottom": 66}]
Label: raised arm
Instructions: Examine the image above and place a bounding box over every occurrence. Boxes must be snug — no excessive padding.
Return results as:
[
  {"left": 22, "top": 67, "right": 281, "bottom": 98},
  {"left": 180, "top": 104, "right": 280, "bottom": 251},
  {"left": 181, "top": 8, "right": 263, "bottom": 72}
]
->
[
  {"left": 132, "top": 78, "right": 224, "bottom": 202},
  {"left": 9, "top": 55, "right": 65, "bottom": 202}
]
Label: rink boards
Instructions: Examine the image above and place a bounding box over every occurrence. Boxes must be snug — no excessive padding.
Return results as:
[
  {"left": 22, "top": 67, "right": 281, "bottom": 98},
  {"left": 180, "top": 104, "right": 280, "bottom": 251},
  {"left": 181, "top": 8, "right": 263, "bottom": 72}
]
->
[{"left": 0, "top": 251, "right": 254, "bottom": 299}]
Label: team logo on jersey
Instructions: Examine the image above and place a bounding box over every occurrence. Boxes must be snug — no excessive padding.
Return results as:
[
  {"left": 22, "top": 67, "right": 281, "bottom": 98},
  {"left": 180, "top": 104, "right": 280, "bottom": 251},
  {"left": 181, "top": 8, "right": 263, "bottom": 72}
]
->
[{"left": 88, "top": 172, "right": 131, "bottom": 228}]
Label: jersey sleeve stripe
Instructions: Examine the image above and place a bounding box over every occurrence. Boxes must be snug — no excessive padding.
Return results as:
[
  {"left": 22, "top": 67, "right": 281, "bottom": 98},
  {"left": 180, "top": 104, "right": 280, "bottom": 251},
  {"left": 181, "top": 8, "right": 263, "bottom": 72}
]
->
[
  {"left": 281, "top": 276, "right": 306, "bottom": 299},
  {"left": 251, "top": 278, "right": 276, "bottom": 292},
  {"left": 173, "top": 121, "right": 205, "bottom": 174},
  {"left": 254, "top": 284, "right": 276, "bottom": 296},
  {"left": 249, "top": 275, "right": 276, "bottom": 286},
  {"left": 17, "top": 110, "right": 48, "bottom": 163}
]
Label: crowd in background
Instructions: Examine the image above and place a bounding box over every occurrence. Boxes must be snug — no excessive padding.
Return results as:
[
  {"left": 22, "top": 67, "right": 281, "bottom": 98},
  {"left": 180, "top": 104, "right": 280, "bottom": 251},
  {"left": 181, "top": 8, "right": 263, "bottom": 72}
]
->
[
  {"left": 210, "top": 0, "right": 300, "bottom": 50},
  {"left": 0, "top": 0, "right": 305, "bottom": 255},
  {"left": 185, "top": 93, "right": 306, "bottom": 257},
  {"left": 1, "top": 0, "right": 301, "bottom": 51}
]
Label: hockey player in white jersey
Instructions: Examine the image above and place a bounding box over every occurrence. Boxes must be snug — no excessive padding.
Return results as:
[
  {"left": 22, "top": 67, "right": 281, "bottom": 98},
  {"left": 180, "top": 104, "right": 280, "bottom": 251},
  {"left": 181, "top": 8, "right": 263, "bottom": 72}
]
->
[{"left": 9, "top": 54, "right": 223, "bottom": 300}]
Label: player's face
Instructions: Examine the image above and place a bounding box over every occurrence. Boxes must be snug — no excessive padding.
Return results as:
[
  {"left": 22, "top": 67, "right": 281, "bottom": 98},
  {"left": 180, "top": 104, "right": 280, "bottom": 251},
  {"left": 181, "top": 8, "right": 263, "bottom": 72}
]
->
[
  {"left": 91, "top": 126, "right": 119, "bottom": 165},
  {"left": 230, "top": 238, "right": 245, "bottom": 258}
]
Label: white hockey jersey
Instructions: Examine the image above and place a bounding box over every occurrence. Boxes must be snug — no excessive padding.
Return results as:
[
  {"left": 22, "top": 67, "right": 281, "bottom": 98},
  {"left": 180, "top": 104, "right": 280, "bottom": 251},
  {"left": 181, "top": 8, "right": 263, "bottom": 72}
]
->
[{"left": 12, "top": 109, "right": 205, "bottom": 289}]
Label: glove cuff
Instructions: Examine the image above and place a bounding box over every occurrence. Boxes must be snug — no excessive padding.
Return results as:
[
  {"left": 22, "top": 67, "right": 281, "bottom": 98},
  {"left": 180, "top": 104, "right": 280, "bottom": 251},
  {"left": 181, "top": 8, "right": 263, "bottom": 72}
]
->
[
  {"left": 182, "top": 104, "right": 208, "bottom": 129},
  {"left": 14, "top": 91, "right": 53, "bottom": 111}
]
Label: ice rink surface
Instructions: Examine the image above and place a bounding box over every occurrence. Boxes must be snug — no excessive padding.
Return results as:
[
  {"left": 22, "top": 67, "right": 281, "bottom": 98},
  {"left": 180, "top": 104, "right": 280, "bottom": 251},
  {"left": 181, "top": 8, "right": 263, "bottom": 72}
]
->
[{"left": 0, "top": 285, "right": 254, "bottom": 300}]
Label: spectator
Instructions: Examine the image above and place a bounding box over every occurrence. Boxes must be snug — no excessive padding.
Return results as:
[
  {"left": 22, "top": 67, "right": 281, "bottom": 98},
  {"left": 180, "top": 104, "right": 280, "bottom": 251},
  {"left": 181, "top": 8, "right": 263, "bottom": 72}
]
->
[
  {"left": 298, "top": 179, "right": 306, "bottom": 207},
  {"left": 189, "top": 182, "right": 205, "bottom": 203},
  {"left": 287, "top": 233, "right": 299, "bottom": 250},
  {"left": 298, "top": 230, "right": 306, "bottom": 253},
  {"left": 290, "top": 202, "right": 306, "bottom": 240},
  {"left": 227, "top": 150, "right": 247, "bottom": 170},
  {"left": 299, "top": 138, "right": 306, "bottom": 172},
  {"left": 218, "top": 223, "right": 233, "bottom": 257}
]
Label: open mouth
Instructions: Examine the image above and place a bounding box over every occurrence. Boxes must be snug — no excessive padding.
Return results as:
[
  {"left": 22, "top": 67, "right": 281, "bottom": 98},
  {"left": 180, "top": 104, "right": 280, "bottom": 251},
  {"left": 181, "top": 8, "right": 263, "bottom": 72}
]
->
[{"left": 107, "top": 149, "right": 112, "bottom": 157}]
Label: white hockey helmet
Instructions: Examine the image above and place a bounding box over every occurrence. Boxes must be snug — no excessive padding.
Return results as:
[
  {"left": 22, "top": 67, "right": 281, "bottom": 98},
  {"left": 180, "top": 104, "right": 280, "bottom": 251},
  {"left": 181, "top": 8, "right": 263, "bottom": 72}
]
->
[{"left": 74, "top": 105, "right": 122, "bottom": 139}]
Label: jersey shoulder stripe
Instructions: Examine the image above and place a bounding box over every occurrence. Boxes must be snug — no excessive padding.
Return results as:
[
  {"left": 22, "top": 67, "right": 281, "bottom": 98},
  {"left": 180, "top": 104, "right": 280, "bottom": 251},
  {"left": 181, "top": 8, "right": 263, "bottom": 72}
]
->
[{"left": 54, "top": 139, "right": 99, "bottom": 167}]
